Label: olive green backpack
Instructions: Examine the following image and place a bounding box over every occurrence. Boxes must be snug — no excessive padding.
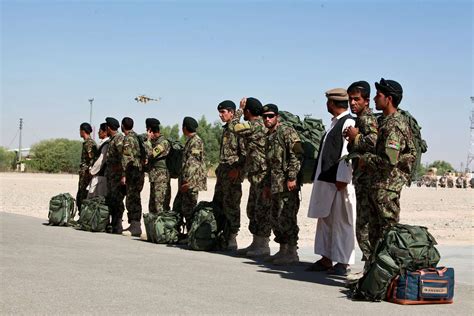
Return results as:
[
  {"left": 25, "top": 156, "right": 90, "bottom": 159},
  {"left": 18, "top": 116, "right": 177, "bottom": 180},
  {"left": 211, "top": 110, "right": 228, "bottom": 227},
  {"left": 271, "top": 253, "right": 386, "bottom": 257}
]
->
[
  {"left": 355, "top": 224, "right": 440, "bottom": 301},
  {"left": 278, "top": 111, "right": 325, "bottom": 184},
  {"left": 143, "top": 211, "right": 179, "bottom": 244},
  {"left": 77, "top": 196, "right": 110, "bottom": 232},
  {"left": 48, "top": 193, "right": 76, "bottom": 226}
]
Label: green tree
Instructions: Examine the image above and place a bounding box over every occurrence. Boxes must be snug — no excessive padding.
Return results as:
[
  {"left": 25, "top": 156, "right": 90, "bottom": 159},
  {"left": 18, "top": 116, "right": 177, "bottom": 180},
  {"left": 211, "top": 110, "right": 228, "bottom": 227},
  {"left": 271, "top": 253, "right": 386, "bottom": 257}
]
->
[
  {"left": 0, "top": 147, "right": 16, "bottom": 171},
  {"left": 28, "top": 138, "right": 82, "bottom": 173},
  {"left": 428, "top": 160, "right": 455, "bottom": 175},
  {"left": 197, "top": 116, "right": 221, "bottom": 168}
]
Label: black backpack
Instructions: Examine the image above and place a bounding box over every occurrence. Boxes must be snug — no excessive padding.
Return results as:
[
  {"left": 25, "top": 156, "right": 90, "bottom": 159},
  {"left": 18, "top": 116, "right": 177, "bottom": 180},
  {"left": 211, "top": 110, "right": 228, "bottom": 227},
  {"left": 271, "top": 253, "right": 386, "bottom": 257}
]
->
[{"left": 166, "top": 139, "right": 184, "bottom": 178}]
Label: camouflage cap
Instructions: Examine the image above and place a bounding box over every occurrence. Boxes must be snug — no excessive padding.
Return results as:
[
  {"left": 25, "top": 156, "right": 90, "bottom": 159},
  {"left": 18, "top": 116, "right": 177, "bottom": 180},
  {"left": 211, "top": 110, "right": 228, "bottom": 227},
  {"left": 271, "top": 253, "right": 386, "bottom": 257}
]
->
[{"left": 325, "top": 88, "right": 348, "bottom": 101}]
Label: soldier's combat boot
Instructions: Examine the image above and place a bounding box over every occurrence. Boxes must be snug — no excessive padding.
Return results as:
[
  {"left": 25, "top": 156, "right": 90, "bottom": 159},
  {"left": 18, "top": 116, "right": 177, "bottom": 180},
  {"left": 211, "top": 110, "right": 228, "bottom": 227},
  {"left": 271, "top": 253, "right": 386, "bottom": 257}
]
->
[
  {"left": 273, "top": 245, "right": 299, "bottom": 266},
  {"left": 263, "top": 243, "right": 288, "bottom": 263},
  {"left": 112, "top": 217, "right": 123, "bottom": 234},
  {"left": 246, "top": 236, "right": 270, "bottom": 257},
  {"left": 122, "top": 220, "right": 141, "bottom": 237},
  {"left": 227, "top": 233, "right": 238, "bottom": 251},
  {"left": 236, "top": 235, "right": 257, "bottom": 255}
]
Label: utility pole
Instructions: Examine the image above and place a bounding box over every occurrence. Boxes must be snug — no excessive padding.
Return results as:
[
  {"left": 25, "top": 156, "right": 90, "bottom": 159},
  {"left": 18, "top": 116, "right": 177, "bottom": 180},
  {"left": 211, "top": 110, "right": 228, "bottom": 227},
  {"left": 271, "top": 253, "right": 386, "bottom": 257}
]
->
[
  {"left": 88, "top": 98, "right": 94, "bottom": 139},
  {"left": 18, "top": 118, "right": 23, "bottom": 169},
  {"left": 467, "top": 97, "right": 474, "bottom": 172}
]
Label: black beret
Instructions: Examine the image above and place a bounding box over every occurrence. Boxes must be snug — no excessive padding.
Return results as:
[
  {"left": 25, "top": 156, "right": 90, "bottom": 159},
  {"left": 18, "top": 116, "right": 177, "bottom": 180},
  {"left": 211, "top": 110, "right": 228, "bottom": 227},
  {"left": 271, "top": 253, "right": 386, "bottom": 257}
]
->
[
  {"left": 262, "top": 103, "right": 279, "bottom": 114},
  {"left": 80, "top": 122, "right": 92, "bottom": 134},
  {"left": 105, "top": 117, "right": 120, "bottom": 130},
  {"left": 245, "top": 97, "right": 263, "bottom": 116},
  {"left": 375, "top": 78, "right": 403, "bottom": 97},
  {"left": 145, "top": 118, "right": 160, "bottom": 129},
  {"left": 347, "top": 81, "right": 371, "bottom": 95},
  {"left": 183, "top": 116, "right": 198, "bottom": 133},
  {"left": 217, "top": 100, "right": 236, "bottom": 111}
]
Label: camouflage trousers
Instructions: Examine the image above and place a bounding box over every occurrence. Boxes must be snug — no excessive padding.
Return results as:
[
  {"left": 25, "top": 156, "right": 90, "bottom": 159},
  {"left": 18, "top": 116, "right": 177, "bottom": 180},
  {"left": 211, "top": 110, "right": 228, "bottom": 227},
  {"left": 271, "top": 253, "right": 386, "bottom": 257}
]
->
[
  {"left": 173, "top": 189, "right": 198, "bottom": 231},
  {"left": 355, "top": 184, "right": 373, "bottom": 261},
  {"left": 270, "top": 190, "right": 300, "bottom": 246},
  {"left": 149, "top": 178, "right": 171, "bottom": 215},
  {"left": 76, "top": 172, "right": 92, "bottom": 214},
  {"left": 124, "top": 169, "right": 145, "bottom": 223},
  {"left": 106, "top": 175, "right": 125, "bottom": 227},
  {"left": 368, "top": 188, "right": 401, "bottom": 250},
  {"left": 247, "top": 173, "right": 272, "bottom": 238},
  {"left": 213, "top": 164, "right": 243, "bottom": 235}
]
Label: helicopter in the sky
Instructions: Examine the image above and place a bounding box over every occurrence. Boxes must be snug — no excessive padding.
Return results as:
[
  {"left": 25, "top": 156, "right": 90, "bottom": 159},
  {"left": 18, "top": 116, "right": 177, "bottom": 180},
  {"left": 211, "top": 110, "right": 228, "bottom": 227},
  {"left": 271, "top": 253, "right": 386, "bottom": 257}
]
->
[{"left": 134, "top": 95, "right": 162, "bottom": 103}]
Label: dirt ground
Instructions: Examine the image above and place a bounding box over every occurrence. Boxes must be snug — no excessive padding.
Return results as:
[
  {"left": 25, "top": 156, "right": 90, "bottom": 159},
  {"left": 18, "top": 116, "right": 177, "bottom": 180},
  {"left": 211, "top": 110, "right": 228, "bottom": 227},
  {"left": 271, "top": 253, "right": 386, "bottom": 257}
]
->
[{"left": 0, "top": 172, "right": 472, "bottom": 246}]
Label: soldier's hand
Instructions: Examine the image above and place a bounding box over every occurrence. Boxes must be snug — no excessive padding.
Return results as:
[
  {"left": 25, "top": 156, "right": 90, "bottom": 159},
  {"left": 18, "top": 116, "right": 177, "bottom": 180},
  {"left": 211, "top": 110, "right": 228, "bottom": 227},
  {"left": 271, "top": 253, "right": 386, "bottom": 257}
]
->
[
  {"left": 180, "top": 182, "right": 189, "bottom": 193},
  {"left": 228, "top": 169, "right": 239, "bottom": 182},
  {"left": 343, "top": 126, "right": 359, "bottom": 142},
  {"left": 287, "top": 179, "right": 297, "bottom": 191},
  {"left": 120, "top": 176, "right": 126, "bottom": 186},
  {"left": 240, "top": 97, "right": 247, "bottom": 109},
  {"left": 335, "top": 181, "right": 347, "bottom": 191}
]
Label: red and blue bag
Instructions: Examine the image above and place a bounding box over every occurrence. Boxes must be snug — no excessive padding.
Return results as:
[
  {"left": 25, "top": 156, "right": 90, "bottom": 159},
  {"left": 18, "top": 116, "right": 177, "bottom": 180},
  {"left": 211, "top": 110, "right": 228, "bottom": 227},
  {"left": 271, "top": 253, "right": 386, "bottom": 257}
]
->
[{"left": 387, "top": 267, "right": 454, "bottom": 304}]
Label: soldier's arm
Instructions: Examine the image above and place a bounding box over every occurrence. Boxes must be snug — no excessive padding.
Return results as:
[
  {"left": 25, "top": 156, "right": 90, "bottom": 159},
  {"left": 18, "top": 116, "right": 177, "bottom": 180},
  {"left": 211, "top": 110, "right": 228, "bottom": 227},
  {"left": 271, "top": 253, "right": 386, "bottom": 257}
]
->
[
  {"left": 181, "top": 138, "right": 203, "bottom": 184},
  {"left": 363, "top": 127, "right": 404, "bottom": 172},
  {"left": 397, "top": 129, "right": 417, "bottom": 176},
  {"left": 353, "top": 115, "right": 378, "bottom": 154},
  {"left": 286, "top": 129, "right": 303, "bottom": 181},
  {"left": 121, "top": 136, "right": 133, "bottom": 176},
  {"left": 148, "top": 139, "right": 171, "bottom": 159},
  {"left": 337, "top": 118, "right": 356, "bottom": 183},
  {"left": 228, "top": 109, "right": 255, "bottom": 136}
]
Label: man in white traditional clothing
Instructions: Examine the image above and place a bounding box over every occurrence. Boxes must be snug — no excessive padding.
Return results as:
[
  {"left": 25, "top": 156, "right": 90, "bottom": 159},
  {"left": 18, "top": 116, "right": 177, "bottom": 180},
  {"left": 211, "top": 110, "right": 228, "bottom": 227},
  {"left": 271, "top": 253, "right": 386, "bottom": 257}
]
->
[
  {"left": 87, "top": 123, "right": 110, "bottom": 198},
  {"left": 307, "top": 88, "right": 357, "bottom": 276}
]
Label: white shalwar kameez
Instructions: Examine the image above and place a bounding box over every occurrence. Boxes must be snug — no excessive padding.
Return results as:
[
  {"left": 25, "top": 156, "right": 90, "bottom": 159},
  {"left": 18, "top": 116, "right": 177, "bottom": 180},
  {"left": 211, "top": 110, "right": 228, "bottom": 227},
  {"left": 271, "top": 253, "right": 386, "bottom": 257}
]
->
[{"left": 307, "top": 110, "right": 357, "bottom": 264}]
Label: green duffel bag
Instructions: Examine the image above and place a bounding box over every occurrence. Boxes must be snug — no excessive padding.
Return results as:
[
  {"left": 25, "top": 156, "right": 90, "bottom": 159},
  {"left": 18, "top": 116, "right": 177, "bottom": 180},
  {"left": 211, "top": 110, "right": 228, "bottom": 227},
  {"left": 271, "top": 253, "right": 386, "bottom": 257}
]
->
[
  {"left": 48, "top": 193, "right": 76, "bottom": 226},
  {"left": 354, "top": 224, "right": 440, "bottom": 301},
  {"left": 77, "top": 196, "right": 109, "bottom": 232},
  {"left": 188, "top": 202, "right": 218, "bottom": 251},
  {"left": 143, "top": 211, "right": 179, "bottom": 244}
]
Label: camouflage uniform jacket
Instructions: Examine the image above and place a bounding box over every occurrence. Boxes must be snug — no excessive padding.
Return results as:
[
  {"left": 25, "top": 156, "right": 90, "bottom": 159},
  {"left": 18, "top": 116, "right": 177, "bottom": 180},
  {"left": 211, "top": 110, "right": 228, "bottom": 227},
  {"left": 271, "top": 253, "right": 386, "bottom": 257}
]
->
[
  {"left": 348, "top": 108, "right": 378, "bottom": 185},
  {"left": 266, "top": 124, "right": 303, "bottom": 194},
  {"left": 146, "top": 135, "right": 171, "bottom": 182},
  {"left": 80, "top": 138, "right": 98, "bottom": 175},
  {"left": 219, "top": 123, "right": 246, "bottom": 174},
  {"left": 180, "top": 134, "right": 207, "bottom": 191},
  {"left": 363, "top": 111, "right": 416, "bottom": 191},
  {"left": 105, "top": 132, "right": 124, "bottom": 178},
  {"left": 121, "top": 130, "right": 143, "bottom": 176},
  {"left": 227, "top": 109, "right": 267, "bottom": 178}
]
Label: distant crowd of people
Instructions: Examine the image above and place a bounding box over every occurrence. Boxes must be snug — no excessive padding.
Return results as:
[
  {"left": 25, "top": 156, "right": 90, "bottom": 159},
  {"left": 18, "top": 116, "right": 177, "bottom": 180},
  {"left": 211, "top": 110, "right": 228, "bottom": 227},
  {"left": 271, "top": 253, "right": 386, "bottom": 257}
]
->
[{"left": 77, "top": 78, "right": 416, "bottom": 276}]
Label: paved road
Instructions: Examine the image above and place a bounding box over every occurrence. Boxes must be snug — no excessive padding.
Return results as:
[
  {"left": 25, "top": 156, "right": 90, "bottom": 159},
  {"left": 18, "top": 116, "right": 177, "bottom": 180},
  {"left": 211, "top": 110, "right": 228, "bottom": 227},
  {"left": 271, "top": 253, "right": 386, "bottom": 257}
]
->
[{"left": 1, "top": 212, "right": 472, "bottom": 315}]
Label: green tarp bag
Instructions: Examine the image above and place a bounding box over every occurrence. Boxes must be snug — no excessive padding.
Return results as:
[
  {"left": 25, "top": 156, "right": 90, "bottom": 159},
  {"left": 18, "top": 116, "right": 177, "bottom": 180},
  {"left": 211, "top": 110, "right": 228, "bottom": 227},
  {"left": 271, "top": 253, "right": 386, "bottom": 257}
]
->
[
  {"left": 166, "top": 139, "right": 184, "bottom": 179},
  {"left": 278, "top": 111, "right": 325, "bottom": 183},
  {"left": 143, "top": 211, "right": 179, "bottom": 244},
  {"left": 188, "top": 202, "right": 219, "bottom": 251},
  {"left": 77, "top": 196, "right": 110, "bottom": 232},
  {"left": 48, "top": 193, "right": 76, "bottom": 226},
  {"left": 355, "top": 224, "right": 440, "bottom": 301}
]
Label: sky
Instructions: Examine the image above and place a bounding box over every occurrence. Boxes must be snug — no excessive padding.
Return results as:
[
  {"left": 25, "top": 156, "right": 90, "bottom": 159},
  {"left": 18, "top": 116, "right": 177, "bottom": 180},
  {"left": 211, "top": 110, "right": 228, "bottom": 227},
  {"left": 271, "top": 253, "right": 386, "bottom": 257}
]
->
[{"left": 1, "top": 0, "right": 473, "bottom": 169}]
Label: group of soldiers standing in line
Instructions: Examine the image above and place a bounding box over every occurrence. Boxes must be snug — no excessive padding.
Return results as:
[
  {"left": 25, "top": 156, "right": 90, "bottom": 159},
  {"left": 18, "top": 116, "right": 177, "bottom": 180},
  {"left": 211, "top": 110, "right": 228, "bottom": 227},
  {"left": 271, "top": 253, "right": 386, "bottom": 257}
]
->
[{"left": 77, "top": 77, "right": 416, "bottom": 272}]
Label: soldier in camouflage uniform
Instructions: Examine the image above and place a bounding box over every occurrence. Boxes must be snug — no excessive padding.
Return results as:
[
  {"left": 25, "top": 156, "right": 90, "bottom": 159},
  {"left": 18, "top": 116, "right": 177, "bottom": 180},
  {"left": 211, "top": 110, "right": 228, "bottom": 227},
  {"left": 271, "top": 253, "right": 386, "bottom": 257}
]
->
[
  {"left": 343, "top": 81, "right": 378, "bottom": 264},
  {"left": 213, "top": 100, "right": 246, "bottom": 250},
  {"left": 262, "top": 104, "right": 303, "bottom": 265},
  {"left": 104, "top": 117, "right": 125, "bottom": 234},
  {"left": 227, "top": 97, "right": 271, "bottom": 257},
  {"left": 77, "top": 122, "right": 98, "bottom": 213},
  {"left": 360, "top": 79, "right": 416, "bottom": 251},
  {"left": 172, "top": 117, "right": 207, "bottom": 232},
  {"left": 144, "top": 118, "right": 172, "bottom": 214},
  {"left": 120, "top": 117, "right": 145, "bottom": 237}
]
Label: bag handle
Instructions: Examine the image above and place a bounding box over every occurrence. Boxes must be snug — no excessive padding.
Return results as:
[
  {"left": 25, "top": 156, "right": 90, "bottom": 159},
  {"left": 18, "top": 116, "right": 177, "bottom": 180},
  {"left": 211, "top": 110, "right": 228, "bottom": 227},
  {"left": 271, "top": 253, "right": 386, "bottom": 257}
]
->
[{"left": 419, "top": 267, "right": 446, "bottom": 276}]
